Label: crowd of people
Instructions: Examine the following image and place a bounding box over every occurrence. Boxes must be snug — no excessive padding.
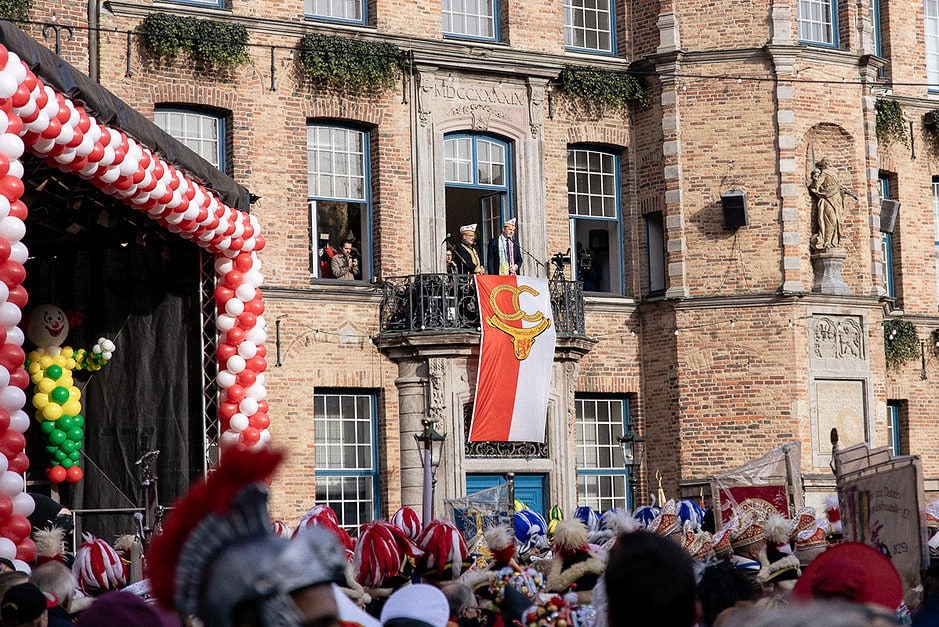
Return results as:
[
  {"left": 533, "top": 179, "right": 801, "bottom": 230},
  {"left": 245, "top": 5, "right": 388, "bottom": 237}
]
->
[{"left": 2, "top": 446, "right": 938, "bottom": 626}]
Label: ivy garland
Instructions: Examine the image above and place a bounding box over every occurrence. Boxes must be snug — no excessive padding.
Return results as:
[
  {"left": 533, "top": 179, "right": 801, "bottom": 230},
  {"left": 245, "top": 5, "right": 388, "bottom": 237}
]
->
[
  {"left": 297, "top": 34, "right": 406, "bottom": 92},
  {"left": 139, "top": 14, "right": 250, "bottom": 67},
  {"left": 0, "top": 0, "right": 29, "bottom": 23},
  {"left": 875, "top": 99, "right": 908, "bottom": 147},
  {"left": 556, "top": 65, "right": 652, "bottom": 116},
  {"left": 883, "top": 319, "right": 920, "bottom": 369}
]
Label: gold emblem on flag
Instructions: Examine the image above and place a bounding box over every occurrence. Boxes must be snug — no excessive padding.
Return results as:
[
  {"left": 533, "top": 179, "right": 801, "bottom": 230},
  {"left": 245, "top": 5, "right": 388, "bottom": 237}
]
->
[{"left": 486, "top": 284, "right": 551, "bottom": 361}]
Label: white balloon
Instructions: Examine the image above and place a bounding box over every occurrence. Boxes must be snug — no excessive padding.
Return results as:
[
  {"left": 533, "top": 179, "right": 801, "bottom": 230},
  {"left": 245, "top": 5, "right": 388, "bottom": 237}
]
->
[
  {"left": 8, "top": 410, "right": 28, "bottom": 434},
  {"left": 0, "top": 303, "right": 20, "bottom": 327},
  {"left": 245, "top": 383, "right": 266, "bottom": 400},
  {"left": 255, "top": 372, "right": 265, "bottom": 386},
  {"left": 244, "top": 270, "right": 263, "bottom": 288},
  {"left": 238, "top": 397, "right": 258, "bottom": 417},
  {"left": 0, "top": 369, "right": 8, "bottom": 391},
  {"left": 24, "top": 110, "right": 49, "bottom": 135},
  {"left": 235, "top": 283, "right": 255, "bottom": 301},
  {"left": 229, "top": 413, "right": 248, "bottom": 432},
  {"left": 165, "top": 210, "right": 184, "bottom": 225},
  {"left": 0, "top": 74, "right": 16, "bottom": 100},
  {"left": 119, "top": 155, "right": 136, "bottom": 177},
  {"left": 9, "top": 242, "right": 27, "bottom": 264},
  {"left": 219, "top": 430, "right": 240, "bottom": 449},
  {"left": 6, "top": 161, "right": 21, "bottom": 180},
  {"left": 99, "top": 145, "right": 115, "bottom": 167},
  {"left": 32, "top": 138, "right": 54, "bottom": 154},
  {"left": 11, "top": 492, "right": 33, "bottom": 517},
  {"left": 0, "top": 217, "right": 24, "bottom": 242},
  {"left": 259, "top": 429, "right": 271, "bottom": 446},
  {"left": 55, "top": 125, "right": 74, "bottom": 146},
  {"left": 75, "top": 133, "right": 94, "bottom": 157},
  {"left": 226, "top": 354, "right": 245, "bottom": 374},
  {"left": 216, "top": 370, "right": 236, "bottom": 388},
  {"left": 214, "top": 257, "right": 234, "bottom": 275},
  {"left": 216, "top": 314, "right": 236, "bottom": 332},
  {"left": 0, "top": 454, "right": 8, "bottom": 475},
  {"left": 0, "top": 386, "right": 24, "bottom": 412},
  {"left": 237, "top": 341, "right": 257, "bottom": 359},
  {"left": 5, "top": 326, "right": 23, "bottom": 347},
  {"left": 182, "top": 205, "right": 199, "bottom": 221},
  {"left": 53, "top": 148, "right": 77, "bottom": 164},
  {"left": 0, "top": 471, "right": 23, "bottom": 496},
  {"left": 0, "top": 538, "right": 15, "bottom": 561},
  {"left": 0, "top": 111, "right": 9, "bottom": 135},
  {"left": 224, "top": 298, "right": 245, "bottom": 317},
  {"left": 0, "top": 282, "right": 8, "bottom": 303},
  {"left": 6, "top": 57, "right": 26, "bottom": 83},
  {"left": 245, "top": 326, "right": 266, "bottom": 345},
  {"left": 0, "top": 135, "right": 23, "bottom": 160},
  {"left": 232, "top": 221, "right": 245, "bottom": 238}
]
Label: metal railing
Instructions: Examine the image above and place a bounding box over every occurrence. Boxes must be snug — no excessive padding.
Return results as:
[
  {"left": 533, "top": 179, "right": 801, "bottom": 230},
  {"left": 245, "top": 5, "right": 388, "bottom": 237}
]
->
[{"left": 378, "top": 274, "right": 586, "bottom": 335}]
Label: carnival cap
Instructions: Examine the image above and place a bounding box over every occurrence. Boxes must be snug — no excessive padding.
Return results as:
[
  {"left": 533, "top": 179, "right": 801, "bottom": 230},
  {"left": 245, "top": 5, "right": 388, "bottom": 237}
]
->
[
  {"left": 460, "top": 224, "right": 477, "bottom": 234},
  {"left": 1, "top": 583, "right": 46, "bottom": 625},
  {"left": 730, "top": 518, "right": 765, "bottom": 551},
  {"left": 791, "top": 542, "right": 902, "bottom": 611},
  {"left": 380, "top": 583, "right": 450, "bottom": 627},
  {"left": 503, "top": 217, "right": 517, "bottom": 227}
]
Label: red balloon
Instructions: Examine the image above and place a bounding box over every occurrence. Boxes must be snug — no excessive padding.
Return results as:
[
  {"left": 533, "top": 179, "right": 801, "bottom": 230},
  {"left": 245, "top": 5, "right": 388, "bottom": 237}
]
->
[
  {"left": 0, "top": 430, "right": 24, "bottom": 457},
  {"left": 214, "top": 286, "right": 234, "bottom": 307},
  {"left": 67, "top": 129, "right": 84, "bottom": 149},
  {"left": 234, "top": 253, "right": 253, "bottom": 273},
  {"left": 223, "top": 270, "right": 244, "bottom": 290},
  {"left": 6, "top": 368, "right": 26, "bottom": 390},
  {"left": 87, "top": 144, "right": 104, "bottom": 163},
  {"left": 14, "top": 536, "right": 35, "bottom": 562},
  {"left": 217, "top": 343, "right": 237, "bottom": 363},
  {"left": 243, "top": 223, "right": 255, "bottom": 239},
  {"left": 113, "top": 175, "right": 134, "bottom": 191},
  {"left": 7, "top": 453, "right": 28, "bottom": 474},
  {"left": 5, "top": 114, "right": 21, "bottom": 138},
  {"left": 40, "top": 117, "right": 61, "bottom": 140},
  {"left": 3, "top": 514, "right": 29, "bottom": 541},
  {"left": 0, "top": 327, "right": 7, "bottom": 347},
  {"left": 246, "top": 355, "right": 267, "bottom": 373},
  {"left": 7, "top": 285, "right": 26, "bottom": 308},
  {"left": 236, "top": 369, "right": 256, "bottom": 388},
  {"left": 0, "top": 344, "right": 24, "bottom": 371},
  {"left": 0, "top": 49, "right": 7, "bottom": 70},
  {"left": 0, "top": 260, "right": 25, "bottom": 288},
  {"left": 0, "top": 410, "right": 9, "bottom": 432},
  {"left": 225, "top": 384, "right": 246, "bottom": 404},
  {"left": 0, "top": 176, "right": 23, "bottom": 201},
  {"left": 226, "top": 327, "right": 246, "bottom": 345},
  {"left": 47, "top": 466, "right": 66, "bottom": 484},
  {"left": 0, "top": 154, "right": 9, "bottom": 180},
  {"left": 237, "top": 312, "right": 256, "bottom": 330},
  {"left": 66, "top": 466, "right": 83, "bottom": 483},
  {"left": 244, "top": 298, "right": 265, "bottom": 316},
  {"left": 255, "top": 235, "right": 266, "bottom": 251},
  {"left": 257, "top": 400, "right": 269, "bottom": 414},
  {"left": 229, "top": 237, "right": 244, "bottom": 251},
  {"left": 0, "top": 494, "right": 11, "bottom": 521},
  {"left": 9, "top": 85, "right": 29, "bottom": 109},
  {"left": 240, "top": 427, "right": 260, "bottom": 445},
  {"left": 7, "top": 201, "right": 25, "bottom": 221},
  {"left": 219, "top": 402, "right": 238, "bottom": 421},
  {"left": 0, "top": 239, "right": 10, "bottom": 264},
  {"left": 248, "top": 413, "right": 270, "bottom": 430},
  {"left": 256, "top": 345, "right": 267, "bottom": 358}
]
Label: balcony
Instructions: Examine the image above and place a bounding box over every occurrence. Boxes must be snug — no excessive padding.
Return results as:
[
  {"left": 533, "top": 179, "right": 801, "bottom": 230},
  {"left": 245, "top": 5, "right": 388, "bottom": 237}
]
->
[{"left": 378, "top": 273, "right": 586, "bottom": 336}]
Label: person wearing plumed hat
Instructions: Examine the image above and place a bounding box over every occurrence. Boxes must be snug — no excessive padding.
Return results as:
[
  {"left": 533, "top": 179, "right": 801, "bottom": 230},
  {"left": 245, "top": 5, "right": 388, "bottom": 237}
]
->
[
  {"left": 487, "top": 218, "right": 521, "bottom": 276},
  {"left": 451, "top": 224, "right": 486, "bottom": 275}
]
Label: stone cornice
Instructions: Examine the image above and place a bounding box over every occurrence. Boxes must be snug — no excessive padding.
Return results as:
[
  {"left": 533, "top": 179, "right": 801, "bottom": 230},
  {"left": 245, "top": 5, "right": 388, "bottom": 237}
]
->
[
  {"left": 263, "top": 283, "right": 383, "bottom": 305},
  {"left": 639, "top": 291, "right": 888, "bottom": 314}
]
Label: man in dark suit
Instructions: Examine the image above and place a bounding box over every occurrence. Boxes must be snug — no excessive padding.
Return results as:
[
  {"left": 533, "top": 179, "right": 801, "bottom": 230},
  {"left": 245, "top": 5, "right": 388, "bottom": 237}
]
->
[
  {"left": 487, "top": 218, "right": 521, "bottom": 275},
  {"left": 451, "top": 224, "right": 486, "bottom": 275}
]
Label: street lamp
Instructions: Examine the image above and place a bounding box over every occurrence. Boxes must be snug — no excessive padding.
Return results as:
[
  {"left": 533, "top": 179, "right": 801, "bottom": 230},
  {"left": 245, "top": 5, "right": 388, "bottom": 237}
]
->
[
  {"left": 617, "top": 427, "right": 645, "bottom": 510},
  {"left": 415, "top": 418, "right": 447, "bottom": 526}
]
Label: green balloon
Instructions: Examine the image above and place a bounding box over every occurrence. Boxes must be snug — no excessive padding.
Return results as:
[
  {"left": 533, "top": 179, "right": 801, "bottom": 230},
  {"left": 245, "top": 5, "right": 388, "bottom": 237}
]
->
[
  {"left": 54, "top": 449, "right": 66, "bottom": 461},
  {"left": 73, "top": 440, "right": 82, "bottom": 451},
  {"left": 60, "top": 440, "right": 75, "bottom": 454},
  {"left": 40, "top": 422, "right": 55, "bottom": 435},
  {"left": 50, "top": 386, "right": 69, "bottom": 404},
  {"left": 61, "top": 459, "right": 73, "bottom": 469},
  {"left": 49, "top": 429, "right": 66, "bottom": 445},
  {"left": 45, "top": 445, "right": 57, "bottom": 455},
  {"left": 67, "top": 427, "right": 83, "bottom": 442},
  {"left": 73, "top": 415, "right": 84, "bottom": 427},
  {"left": 68, "top": 450, "right": 80, "bottom": 461},
  {"left": 57, "top": 415, "right": 74, "bottom": 431},
  {"left": 46, "top": 365, "right": 62, "bottom": 381}
]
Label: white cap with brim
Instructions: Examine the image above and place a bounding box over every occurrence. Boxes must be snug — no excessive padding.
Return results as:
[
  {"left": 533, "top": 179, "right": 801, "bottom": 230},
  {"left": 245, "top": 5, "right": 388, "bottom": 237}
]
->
[
  {"left": 460, "top": 224, "right": 477, "bottom": 234},
  {"left": 504, "top": 217, "right": 517, "bottom": 227},
  {"left": 380, "top": 583, "right": 450, "bottom": 627}
]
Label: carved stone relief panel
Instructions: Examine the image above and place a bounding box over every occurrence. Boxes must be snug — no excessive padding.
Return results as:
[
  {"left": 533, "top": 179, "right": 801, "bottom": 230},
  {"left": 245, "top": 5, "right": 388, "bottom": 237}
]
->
[{"left": 812, "top": 315, "right": 864, "bottom": 361}]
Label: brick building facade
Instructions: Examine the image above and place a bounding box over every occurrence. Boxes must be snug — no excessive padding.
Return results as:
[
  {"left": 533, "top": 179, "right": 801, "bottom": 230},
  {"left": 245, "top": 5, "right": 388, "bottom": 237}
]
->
[{"left": 11, "top": 0, "right": 939, "bottom": 527}]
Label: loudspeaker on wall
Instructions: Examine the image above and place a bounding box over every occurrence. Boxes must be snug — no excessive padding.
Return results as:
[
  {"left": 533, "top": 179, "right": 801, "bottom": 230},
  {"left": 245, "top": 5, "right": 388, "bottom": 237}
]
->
[
  {"left": 721, "top": 190, "right": 749, "bottom": 229},
  {"left": 880, "top": 199, "right": 900, "bottom": 234}
]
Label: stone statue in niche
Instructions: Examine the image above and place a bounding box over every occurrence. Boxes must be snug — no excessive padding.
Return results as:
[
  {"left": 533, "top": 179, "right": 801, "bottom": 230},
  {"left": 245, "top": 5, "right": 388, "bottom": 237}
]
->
[{"left": 808, "top": 158, "right": 856, "bottom": 250}]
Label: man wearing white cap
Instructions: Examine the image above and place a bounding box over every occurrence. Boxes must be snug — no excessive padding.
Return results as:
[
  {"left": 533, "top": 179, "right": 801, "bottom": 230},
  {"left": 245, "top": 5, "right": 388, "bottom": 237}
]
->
[
  {"left": 487, "top": 217, "right": 521, "bottom": 275},
  {"left": 451, "top": 224, "right": 486, "bottom": 275}
]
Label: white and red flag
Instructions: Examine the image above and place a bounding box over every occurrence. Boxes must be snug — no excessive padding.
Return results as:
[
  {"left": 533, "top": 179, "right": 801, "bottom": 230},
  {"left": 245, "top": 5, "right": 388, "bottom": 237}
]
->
[{"left": 469, "top": 275, "right": 556, "bottom": 442}]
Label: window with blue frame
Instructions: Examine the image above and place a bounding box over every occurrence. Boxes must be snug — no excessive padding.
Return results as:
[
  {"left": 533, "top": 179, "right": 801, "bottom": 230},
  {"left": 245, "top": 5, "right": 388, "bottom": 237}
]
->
[
  {"left": 564, "top": 0, "right": 615, "bottom": 54},
  {"left": 307, "top": 124, "right": 371, "bottom": 280},
  {"left": 154, "top": 107, "right": 225, "bottom": 172},
  {"left": 314, "top": 390, "right": 380, "bottom": 532},
  {"left": 646, "top": 211, "right": 665, "bottom": 295},
  {"left": 798, "top": 0, "right": 839, "bottom": 46},
  {"left": 886, "top": 400, "right": 903, "bottom": 455},
  {"left": 928, "top": 0, "right": 939, "bottom": 89},
  {"left": 305, "top": 0, "right": 366, "bottom": 23},
  {"left": 567, "top": 146, "right": 623, "bottom": 293},
  {"left": 443, "top": 133, "right": 512, "bottom": 266},
  {"left": 881, "top": 174, "right": 896, "bottom": 300},
  {"left": 442, "top": 0, "right": 498, "bottom": 40},
  {"left": 575, "top": 396, "right": 632, "bottom": 511}
]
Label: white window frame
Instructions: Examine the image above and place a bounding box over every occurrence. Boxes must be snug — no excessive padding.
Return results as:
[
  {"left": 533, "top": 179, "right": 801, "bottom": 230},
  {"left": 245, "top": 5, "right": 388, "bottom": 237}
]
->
[
  {"left": 564, "top": 0, "right": 615, "bottom": 54},
  {"left": 305, "top": 0, "right": 366, "bottom": 24},
  {"left": 575, "top": 396, "right": 632, "bottom": 511},
  {"left": 442, "top": 0, "right": 498, "bottom": 41},
  {"left": 798, "top": 0, "right": 838, "bottom": 46},
  {"left": 154, "top": 107, "right": 224, "bottom": 171},
  {"left": 929, "top": 0, "right": 939, "bottom": 90}
]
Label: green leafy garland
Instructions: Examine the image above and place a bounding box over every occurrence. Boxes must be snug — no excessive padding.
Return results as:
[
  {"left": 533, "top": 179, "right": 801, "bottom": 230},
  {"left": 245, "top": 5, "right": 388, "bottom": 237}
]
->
[
  {"left": 139, "top": 14, "right": 250, "bottom": 67},
  {"left": 556, "top": 65, "right": 651, "bottom": 116},
  {"left": 297, "top": 34, "right": 405, "bottom": 92},
  {"left": 0, "top": 0, "right": 29, "bottom": 23},
  {"left": 884, "top": 319, "right": 919, "bottom": 369},
  {"left": 875, "top": 99, "right": 908, "bottom": 147}
]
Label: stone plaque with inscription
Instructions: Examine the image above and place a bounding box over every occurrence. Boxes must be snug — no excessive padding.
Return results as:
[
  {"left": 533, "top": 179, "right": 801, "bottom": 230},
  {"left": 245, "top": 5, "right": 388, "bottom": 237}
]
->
[{"left": 813, "top": 379, "right": 867, "bottom": 466}]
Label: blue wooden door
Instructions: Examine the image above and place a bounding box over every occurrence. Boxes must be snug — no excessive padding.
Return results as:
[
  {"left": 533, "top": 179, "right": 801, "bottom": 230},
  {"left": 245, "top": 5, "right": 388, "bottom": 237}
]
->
[{"left": 466, "top": 474, "right": 545, "bottom": 516}]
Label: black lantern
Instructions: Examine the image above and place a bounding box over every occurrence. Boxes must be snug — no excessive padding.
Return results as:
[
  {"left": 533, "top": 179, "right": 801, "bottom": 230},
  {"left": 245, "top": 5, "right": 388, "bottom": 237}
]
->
[{"left": 617, "top": 427, "right": 645, "bottom": 509}]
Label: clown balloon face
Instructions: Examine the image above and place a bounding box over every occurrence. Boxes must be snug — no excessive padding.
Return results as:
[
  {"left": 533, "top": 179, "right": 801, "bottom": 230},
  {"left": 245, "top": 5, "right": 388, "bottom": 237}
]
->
[{"left": 26, "top": 305, "right": 69, "bottom": 348}]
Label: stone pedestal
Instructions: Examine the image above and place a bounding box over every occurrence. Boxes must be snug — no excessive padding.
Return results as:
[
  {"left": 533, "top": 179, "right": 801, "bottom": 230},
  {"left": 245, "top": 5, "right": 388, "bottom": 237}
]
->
[{"left": 811, "top": 250, "right": 850, "bottom": 295}]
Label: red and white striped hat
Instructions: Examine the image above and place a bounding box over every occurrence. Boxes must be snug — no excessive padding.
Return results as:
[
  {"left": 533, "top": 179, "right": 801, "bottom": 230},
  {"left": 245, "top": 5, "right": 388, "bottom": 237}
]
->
[
  {"left": 390, "top": 506, "right": 422, "bottom": 541},
  {"left": 353, "top": 520, "right": 423, "bottom": 588},
  {"left": 72, "top": 532, "right": 126, "bottom": 594}
]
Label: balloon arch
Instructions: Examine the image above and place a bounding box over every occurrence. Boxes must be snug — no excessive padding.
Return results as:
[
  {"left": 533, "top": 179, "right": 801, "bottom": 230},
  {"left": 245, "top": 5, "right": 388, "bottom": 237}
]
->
[{"left": 0, "top": 43, "right": 269, "bottom": 567}]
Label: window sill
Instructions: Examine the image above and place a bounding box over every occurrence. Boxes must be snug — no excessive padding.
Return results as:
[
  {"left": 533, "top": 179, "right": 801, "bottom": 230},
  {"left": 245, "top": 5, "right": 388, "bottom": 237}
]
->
[{"left": 303, "top": 16, "right": 375, "bottom": 31}]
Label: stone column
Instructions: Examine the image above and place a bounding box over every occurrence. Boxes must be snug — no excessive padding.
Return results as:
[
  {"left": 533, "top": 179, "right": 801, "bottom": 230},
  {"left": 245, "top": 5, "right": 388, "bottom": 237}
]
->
[{"left": 395, "top": 358, "right": 429, "bottom": 512}]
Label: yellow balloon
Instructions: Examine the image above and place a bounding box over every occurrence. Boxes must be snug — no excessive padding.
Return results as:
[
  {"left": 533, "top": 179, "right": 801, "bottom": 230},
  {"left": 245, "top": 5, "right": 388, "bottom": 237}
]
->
[
  {"left": 30, "top": 373, "right": 43, "bottom": 385},
  {"left": 34, "top": 410, "right": 44, "bottom": 422},
  {"left": 32, "top": 393, "right": 49, "bottom": 409},
  {"left": 69, "top": 387, "right": 81, "bottom": 402},
  {"left": 27, "top": 362, "right": 40, "bottom": 375},
  {"left": 61, "top": 346, "right": 74, "bottom": 358},
  {"left": 37, "top": 378, "right": 56, "bottom": 394},
  {"left": 42, "top": 403, "right": 62, "bottom": 421},
  {"left": 59, "top": 371, "right": 73, "bottom": 386},
  {"left": 27, "top": 350, "right": 40, "bottom": 362},
  {"left": 39, "top": 355, "right": 53, "bottom": 368},
  {"left": 52, "top": 355, "right": 67, "bottom": 367},
  {"left": 65, "top": 359, "right": 76, "bottom": 370},
  {"left": 62, "top": 400, "right": 81, "bottom": 417}
]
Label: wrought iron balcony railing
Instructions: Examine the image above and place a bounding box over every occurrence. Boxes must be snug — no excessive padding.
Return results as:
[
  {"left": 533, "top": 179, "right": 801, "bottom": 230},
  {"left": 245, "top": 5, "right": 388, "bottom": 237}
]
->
[{"left": 378, "top": 273, "right": 586, "bottom": 335}]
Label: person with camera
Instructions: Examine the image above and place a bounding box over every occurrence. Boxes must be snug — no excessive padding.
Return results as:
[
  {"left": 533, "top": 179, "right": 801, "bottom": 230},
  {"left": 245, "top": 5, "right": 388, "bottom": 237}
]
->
[{"left": 331, "top": 240, "right": 361, "bottom": 280}]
